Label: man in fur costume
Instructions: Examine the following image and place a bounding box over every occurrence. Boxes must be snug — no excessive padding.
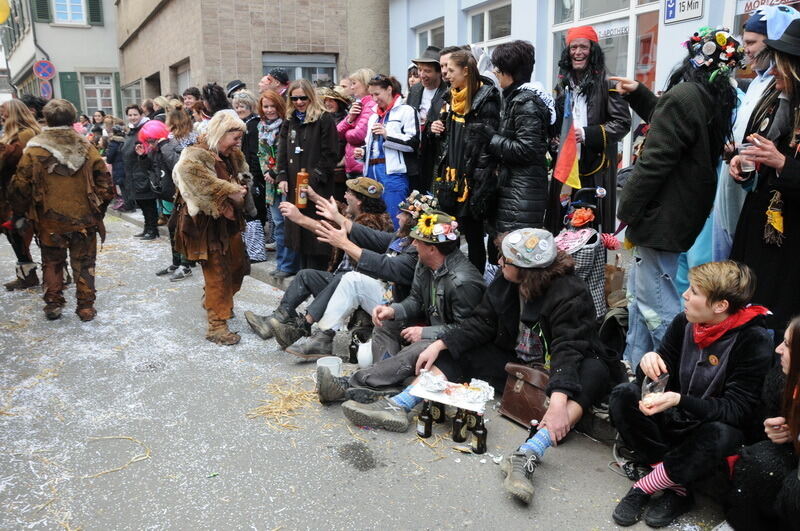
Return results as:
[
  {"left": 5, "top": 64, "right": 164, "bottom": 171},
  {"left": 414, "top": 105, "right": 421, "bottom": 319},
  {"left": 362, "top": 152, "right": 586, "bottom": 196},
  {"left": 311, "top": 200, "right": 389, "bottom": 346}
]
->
[
  {"left": 9, "top": 99, "right": 114, "bottom": 321},
  {"left": 172, "top": 110, "right": 250, "bottom": 345}
]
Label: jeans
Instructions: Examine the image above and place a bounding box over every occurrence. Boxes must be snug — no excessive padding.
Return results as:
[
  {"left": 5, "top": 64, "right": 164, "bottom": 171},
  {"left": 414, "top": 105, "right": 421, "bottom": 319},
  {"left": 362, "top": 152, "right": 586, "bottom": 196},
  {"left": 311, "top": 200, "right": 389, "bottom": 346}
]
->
[
  {"left": 270, "top": 199, "right": 298, "bottom": 273},
  {"left": 278, "top": 270, "right": 342, "bottom": 321},
  {"left": 623, "top": 246, "right": 682, "bottom": 370},
  {"left": 369, "top": 162, "right": 408, "bottom": 230},
  {"left": 318, "top": 272, "right": 385, "bottom": 331}
]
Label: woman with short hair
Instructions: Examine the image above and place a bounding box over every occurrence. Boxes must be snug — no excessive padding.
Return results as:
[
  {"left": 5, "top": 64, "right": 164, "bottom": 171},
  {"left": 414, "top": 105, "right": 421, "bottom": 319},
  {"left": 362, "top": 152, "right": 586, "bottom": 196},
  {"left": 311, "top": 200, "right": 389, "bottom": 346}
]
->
[
  {"left": 337, "top": 67, "right": 376, "bottom": 178},
  {"left": 121, "top": 104, "right": 160, "bottom": 239}
]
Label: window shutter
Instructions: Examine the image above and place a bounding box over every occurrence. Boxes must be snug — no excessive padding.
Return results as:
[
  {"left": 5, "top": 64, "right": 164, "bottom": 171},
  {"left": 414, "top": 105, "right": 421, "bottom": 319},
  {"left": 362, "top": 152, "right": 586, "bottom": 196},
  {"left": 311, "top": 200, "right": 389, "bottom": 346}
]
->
[
  {"left": 30, "top": 0, "right": 52, "bottom": 23},
  {"left": 87, "top": 0, "right": 103, "bottom": 25},
  {"left": 58, "top": 72, "right": 82, "bottom": 113}
]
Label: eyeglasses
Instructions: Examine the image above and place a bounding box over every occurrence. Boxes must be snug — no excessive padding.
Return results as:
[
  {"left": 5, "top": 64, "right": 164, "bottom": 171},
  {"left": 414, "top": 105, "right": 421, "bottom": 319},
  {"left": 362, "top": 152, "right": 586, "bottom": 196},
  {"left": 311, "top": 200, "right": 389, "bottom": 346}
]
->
[{"left": 289, "top": 96, "right": 309, "bottom": 102}]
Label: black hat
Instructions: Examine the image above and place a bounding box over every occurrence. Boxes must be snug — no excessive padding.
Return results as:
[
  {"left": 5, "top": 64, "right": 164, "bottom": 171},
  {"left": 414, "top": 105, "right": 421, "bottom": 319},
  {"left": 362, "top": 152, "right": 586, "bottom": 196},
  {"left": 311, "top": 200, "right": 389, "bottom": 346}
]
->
[
  {"left": 412, "top": 45, "right": 442, "bottom": 65},
  {"left": 765, "top": 18, "right": 800, "bottom": 57},
  {"left": 225, "top": 79, "right": 246, "bottom": 98},
  {"left": 268, "top": 68, "right": 289, "bottom": 85}
]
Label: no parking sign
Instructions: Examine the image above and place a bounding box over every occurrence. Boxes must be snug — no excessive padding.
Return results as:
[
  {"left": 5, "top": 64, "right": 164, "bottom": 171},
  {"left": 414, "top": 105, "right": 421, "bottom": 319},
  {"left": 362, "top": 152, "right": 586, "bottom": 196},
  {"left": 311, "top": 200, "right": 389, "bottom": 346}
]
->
[
  {"left": 33, "top": 60, "right": 56, "bottom": 81},
  {"left": 39, "top": 80, "right": 52, "bottom": 100}
]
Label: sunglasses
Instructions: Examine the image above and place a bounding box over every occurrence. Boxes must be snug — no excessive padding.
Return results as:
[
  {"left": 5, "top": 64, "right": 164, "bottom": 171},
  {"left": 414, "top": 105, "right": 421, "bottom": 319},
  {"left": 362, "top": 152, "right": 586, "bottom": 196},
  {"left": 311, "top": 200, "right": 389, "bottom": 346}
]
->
[{"left": 290, "top": 96, "right": 309, "bottom": 102}]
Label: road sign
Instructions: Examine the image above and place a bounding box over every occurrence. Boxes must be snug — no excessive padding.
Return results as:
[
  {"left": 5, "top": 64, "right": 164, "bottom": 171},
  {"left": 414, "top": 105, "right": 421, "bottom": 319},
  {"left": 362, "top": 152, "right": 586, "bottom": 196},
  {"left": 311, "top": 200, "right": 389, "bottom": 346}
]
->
[
  {"left": 664, "top": 0, "right": 703, "bottom": 25},
  {"left": 33, "top": 60, "right": 56, "bottom": 81},
  {"left": 39, "top": 80, "right": 52, "bottom": 100}
]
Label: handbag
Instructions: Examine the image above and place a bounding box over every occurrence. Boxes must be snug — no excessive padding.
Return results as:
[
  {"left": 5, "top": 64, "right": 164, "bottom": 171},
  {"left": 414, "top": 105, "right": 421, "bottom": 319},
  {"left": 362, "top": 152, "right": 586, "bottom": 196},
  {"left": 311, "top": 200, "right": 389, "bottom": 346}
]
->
[{"left": 498, "top": 362, "right": 550, "bottom": 428}]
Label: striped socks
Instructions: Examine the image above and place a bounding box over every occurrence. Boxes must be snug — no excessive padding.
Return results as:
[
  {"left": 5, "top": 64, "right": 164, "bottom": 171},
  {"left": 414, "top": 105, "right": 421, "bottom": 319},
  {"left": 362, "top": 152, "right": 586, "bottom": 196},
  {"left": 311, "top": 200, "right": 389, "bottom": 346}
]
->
[
  {"left": 389, "top": 386, "right": 423, "bottom": 412},
  {"left": 634, "top": 462, "right": 688, "bottom": 496},
  {"left": 519, "top": 428, "right": 552, "bottom": 458}
]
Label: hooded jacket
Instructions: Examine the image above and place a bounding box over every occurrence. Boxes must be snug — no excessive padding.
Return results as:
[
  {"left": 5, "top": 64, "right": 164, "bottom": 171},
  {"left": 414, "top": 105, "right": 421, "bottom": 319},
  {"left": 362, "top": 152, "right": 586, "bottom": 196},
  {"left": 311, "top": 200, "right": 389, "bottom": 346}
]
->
[{"left": 9, "top": 127, "right": 113, "bottom": 245}]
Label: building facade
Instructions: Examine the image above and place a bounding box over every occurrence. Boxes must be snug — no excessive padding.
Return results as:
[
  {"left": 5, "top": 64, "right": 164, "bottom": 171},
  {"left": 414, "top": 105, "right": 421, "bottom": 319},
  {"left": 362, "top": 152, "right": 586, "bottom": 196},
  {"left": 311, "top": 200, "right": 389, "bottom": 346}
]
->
[
  {"left": 117, "top": 0, "right": 390, "bottom": 107},
  {"left": 1, "top": 0, "right": 120, "bottom": 116}
]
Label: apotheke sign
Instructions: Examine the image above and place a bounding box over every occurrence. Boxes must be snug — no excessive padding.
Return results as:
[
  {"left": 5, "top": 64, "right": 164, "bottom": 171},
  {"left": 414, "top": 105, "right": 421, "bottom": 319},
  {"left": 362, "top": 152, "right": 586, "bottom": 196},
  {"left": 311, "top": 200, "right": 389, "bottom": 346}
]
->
[{"left": 664, "top": 0, "right": 703, "bottom": 24}]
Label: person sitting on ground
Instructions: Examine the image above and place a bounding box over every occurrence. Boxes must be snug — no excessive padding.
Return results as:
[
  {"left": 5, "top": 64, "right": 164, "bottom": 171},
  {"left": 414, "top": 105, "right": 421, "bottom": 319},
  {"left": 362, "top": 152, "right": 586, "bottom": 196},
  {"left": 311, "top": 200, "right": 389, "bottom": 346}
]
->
[
  {"left": 725, "top": 315, "right": 800, "bottom": 530},
  {"left": 9, "top": 99, "right": 114, "bottom": 321},
  {"left": 319, "top": 211, "right": 485, "bottom": 432},
  {"left": 281, "top": 191, "right": 427, "bottom": 359},
  {"left": 244, "top": 177, "right": 392, "bottom": 346},
  {"left": 608, "top": 260, "right": 773, "bottom": 528}
]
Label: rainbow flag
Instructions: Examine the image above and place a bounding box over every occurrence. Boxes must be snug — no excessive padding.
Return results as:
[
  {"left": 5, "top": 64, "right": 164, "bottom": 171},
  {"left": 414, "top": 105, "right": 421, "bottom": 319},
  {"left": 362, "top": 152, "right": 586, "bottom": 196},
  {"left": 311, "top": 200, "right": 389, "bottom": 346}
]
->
[{"left": 554, "top": 91, "right": 582, "bottom": 190}]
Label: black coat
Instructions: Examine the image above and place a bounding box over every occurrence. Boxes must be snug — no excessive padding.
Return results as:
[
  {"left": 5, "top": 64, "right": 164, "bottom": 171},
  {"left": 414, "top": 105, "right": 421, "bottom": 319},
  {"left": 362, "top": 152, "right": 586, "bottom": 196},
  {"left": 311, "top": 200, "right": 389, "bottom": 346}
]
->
[
  {"left": 406, "top": 81, "right": 447, "bottom": 191},
  {"left": 242, "top": 113, "right": 265, "bottom": 186},
  {"left": 487, "top": 83, "right": 551, "bottom": 233},
  {"left": 105, "top": 136, "right": 126, "bottom": 186},
  {"left": 121, "top": 121, "right": 156, "bottom": 201},
  {"left": 348, "top": 223, "right": 418, "bottom": 302},
  {"left": 143, "top": 138, "right": 183, "bottom": 201}
]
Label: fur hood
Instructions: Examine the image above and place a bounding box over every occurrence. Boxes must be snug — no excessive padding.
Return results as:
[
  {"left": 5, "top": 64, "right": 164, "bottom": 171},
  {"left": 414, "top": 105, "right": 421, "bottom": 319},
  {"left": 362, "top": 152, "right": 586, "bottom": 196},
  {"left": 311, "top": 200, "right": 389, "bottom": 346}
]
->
[
  {"left": 26, "top": 127, "right": 90, "bottom": 173},
  {"left": 173, "top": 142, "right": 243, "bottom": 218}
]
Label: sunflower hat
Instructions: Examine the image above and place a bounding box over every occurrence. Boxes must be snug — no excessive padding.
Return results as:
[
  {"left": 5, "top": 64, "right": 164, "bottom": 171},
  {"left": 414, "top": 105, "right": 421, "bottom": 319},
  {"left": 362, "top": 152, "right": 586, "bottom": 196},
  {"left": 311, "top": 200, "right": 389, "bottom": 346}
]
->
[{"left": 410, "top": 210, "right": 459, "bottom": 244}]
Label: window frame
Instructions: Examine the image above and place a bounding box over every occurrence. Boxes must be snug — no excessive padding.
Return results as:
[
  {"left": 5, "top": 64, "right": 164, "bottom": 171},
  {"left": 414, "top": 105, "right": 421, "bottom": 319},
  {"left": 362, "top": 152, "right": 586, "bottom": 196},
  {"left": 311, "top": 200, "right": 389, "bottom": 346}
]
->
[
  {"left": 468, "top": 1, "right": 512, "bottom": 49},
  {"left": 415, "top": 19, "right": 444, "bottom": 55},
  {"left": 262, "top": 53, "right": 338, "bottom": 87},
  {"left": 81, "top": 72, "right": 114, "bottom": 116},
  {"left": 121, "top": 81, "right": 142, "bottom": 112},
  {"left": 53, "top": 0, "right": 87, "bottom": 26}
]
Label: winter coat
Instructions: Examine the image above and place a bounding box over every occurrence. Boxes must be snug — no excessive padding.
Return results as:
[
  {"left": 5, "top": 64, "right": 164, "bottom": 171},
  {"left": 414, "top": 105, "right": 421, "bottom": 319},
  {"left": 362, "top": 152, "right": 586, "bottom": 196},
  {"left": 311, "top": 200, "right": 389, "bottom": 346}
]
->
[
  {"left": 105, "top": 135, "right": 126, "bottom": 187},
  {"left": 0, "top": 127, "right": 36, "bottom": 215},
  {"left": 407, "top": 81, "right": 447, "bottom": 190},
  {"left": 443, "top": 253, "right": 619, "bottom": 399},
  {"left": 487, "top": 83, "right": 551, "bottom": 232},
  {"left": 242, "top": 113, "right": 265, "bottom": 186},
  {"left": 9, "top": 127, "right": 114, "bottom": 246},
  {"left": 362, "top": 98, "right": 420, "bottom": 177},
  {"left": 336, "top": 94, "right": 376, "bottom": 174},
  {"left": 618, "top": 82, "right": 722, "bottom": 252},
  {"left": 276, "top": 111, "right": 339, "bottom": 258},
  {"left": 390, "top": 248, "right": 484, "bottom": 340},
  {"left": 144, "top": 138, "right": 183, "bottom": 201},
  {"left": 121, "top": 120, "right": 156, "bottom": 201},
  {"left": 349, "top": 222, "right": 418, "bottom": 302}
]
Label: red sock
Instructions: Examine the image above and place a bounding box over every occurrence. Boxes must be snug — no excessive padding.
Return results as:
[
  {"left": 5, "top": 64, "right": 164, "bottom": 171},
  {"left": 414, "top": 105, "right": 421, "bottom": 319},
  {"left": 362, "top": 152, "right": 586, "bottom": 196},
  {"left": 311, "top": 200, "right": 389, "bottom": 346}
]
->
[{"left": 634, "top": 462, "right": 688, "bottom": 496}]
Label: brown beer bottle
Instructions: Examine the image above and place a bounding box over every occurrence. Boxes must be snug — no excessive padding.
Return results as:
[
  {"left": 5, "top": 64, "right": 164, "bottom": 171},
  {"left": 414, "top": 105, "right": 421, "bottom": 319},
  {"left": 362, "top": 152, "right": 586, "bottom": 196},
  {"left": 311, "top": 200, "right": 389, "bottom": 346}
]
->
[
  {"left": 528, "top": 419, "right": 540, "bottom": 440},
  {"left": 430, "top": 401, "right": 446, "bottom": 424},
  {"left": 471, "top": 414, "right": 487, "bottom": 454},
  {"left": 465, "top": 411, "right": 477, "bottom": 432},
  {"left": 295, "top": 168, "right": 309, "bottom": 208},
  {"left": 417, "top": 400, "right": 433, "bottom": 438},
  {"left": 452, "top": 408, "right": 468, "bottom": 443}
]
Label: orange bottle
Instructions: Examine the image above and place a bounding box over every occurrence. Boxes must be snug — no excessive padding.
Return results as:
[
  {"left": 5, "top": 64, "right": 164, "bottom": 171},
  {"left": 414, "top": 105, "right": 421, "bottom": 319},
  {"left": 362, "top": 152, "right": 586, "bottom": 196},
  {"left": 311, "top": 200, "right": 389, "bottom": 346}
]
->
[{"left": 295, "top": 168, "right": 309, "bottom": 208}]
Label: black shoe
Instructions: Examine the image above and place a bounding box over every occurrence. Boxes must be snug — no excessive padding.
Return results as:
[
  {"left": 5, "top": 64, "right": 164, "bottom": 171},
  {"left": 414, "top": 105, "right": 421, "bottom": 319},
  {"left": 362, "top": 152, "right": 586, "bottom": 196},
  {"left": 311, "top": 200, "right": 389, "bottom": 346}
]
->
[
  {"left": 244, "top": 311, "right": 274, "bottom": 340},
  {"left": 140, "top": 231, "right": 159, "bottom": 241},
  {"left": 133, "top": 230, "right": 146, "bottom": 238},
  {"left": 156, "top": 265, "right": 179, "bottom": 276},
  {"left": 285, "top": 328, "right": 334, "bottom": 360},
  {"left": 644, "top": 489, "right": 693, "bottom": 528},
  {"left": 316, "top": 366, "right": 350, "bottom": 403},
  {"left": 612, "top": 487, "right": 651, "bottom": 527}
]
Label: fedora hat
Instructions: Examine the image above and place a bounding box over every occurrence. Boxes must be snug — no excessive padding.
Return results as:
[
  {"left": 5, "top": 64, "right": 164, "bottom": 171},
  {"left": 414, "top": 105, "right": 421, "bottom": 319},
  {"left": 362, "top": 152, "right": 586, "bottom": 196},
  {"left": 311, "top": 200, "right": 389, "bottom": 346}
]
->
[
  {"left": 412, "top": 45, "right": 442, "bottom": 65},
  {"left": 765, "top": 18, "right": 800, "bottom": 57}
]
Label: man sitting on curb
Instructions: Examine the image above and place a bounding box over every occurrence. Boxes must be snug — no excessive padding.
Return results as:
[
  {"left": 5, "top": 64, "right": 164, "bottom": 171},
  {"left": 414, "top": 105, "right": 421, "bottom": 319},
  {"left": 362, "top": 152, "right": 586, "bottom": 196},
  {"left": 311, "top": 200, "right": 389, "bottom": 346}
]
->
[
  {"left": 244, "top": 177, "right": 391, "bottom": 347},
  {"left": 316, "top": 211, "right": 485, "bottom": 432},
  {"left": 282, "top": 192, "right": 434, "bottom": 359}
]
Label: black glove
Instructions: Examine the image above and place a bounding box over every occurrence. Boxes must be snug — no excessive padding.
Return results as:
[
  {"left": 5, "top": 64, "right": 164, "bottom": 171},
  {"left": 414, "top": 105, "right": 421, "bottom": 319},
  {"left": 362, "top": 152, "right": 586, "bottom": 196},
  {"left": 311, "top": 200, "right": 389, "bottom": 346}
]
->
[{"left": 466, "top": 122, "right": 495, "bottom": 145}]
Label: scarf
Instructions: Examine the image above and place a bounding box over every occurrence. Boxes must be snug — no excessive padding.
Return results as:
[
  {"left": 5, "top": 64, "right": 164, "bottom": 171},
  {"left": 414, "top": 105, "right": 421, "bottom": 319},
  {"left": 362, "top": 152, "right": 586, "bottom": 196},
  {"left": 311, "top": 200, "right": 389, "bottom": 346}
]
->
[
  {"left": 692, "top": 305, "right": 769, "bottom": 349},
  {"left": 258, "top": 118, "right": 282, "bottom": 146},
  {"left": 294, "top": 110, "right": 306, "bottom": 122},
  {"left": 450, "top": 86, "right": 468, "bottom": 115},
  {"left": 376, "top": 94, "right": 400, "bottom": 119}
]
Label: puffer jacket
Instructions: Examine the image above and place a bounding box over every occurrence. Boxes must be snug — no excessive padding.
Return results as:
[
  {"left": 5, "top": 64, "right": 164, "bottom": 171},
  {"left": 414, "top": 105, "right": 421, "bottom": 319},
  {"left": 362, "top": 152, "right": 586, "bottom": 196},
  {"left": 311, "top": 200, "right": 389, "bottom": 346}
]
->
[
  {"left": 488, "top": 83, "right": 551, "bottom": 232},
  {"left": 121, "top": 120, "right": 156, "bottom": 200},
  {"left": 390, "top": 248, "right": 484, "bottom": 340}
]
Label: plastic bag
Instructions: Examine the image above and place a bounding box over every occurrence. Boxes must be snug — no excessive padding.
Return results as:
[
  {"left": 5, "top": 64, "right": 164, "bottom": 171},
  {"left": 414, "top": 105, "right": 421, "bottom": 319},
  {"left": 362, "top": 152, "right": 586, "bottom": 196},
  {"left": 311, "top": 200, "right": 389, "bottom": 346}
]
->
[{"left": 641, "top": 373, "right": 669, "bottom": 406}]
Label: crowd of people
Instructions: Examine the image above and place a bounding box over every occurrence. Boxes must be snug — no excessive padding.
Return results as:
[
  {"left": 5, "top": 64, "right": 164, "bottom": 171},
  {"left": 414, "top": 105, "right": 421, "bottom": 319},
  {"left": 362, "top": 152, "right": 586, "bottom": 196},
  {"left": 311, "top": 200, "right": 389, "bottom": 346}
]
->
[{"left": 1, "top": 6, "right": 799, "bottom": 528}]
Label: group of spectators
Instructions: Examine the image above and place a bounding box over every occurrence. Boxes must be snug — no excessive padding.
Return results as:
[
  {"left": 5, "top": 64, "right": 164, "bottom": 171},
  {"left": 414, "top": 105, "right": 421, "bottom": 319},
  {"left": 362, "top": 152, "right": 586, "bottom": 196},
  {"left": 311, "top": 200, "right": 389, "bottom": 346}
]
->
[{"left": 1, "top": 5, "right": 799, "bottom": 528}]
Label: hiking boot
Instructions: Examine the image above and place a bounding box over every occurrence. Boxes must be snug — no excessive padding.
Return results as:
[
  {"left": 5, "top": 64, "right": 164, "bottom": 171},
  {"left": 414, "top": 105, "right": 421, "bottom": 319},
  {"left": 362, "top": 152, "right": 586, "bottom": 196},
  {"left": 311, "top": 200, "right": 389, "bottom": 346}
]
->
[
  {"left": 344, "top": 385, "right": 404, "bottom": 404},
  {"left": 169, "top": 265, "right": 192, "bottom": 282},
  {"left": 341, "top": 398, "right": 409, "bottom": 432},
  {"left": 316, "top": 366, "right": 350, "bottom": 404},
  {"left": 244, "top": 310, "right": 274, "bottom": 340},
  {"left": 612, "top": 487, "right": 651, "bottom": 527},
  {"left": 4, "top": 262, "right": 39, "bottom": 291},
  {"left": 44, "top": 304, "right": 63, "bottom": 321},
  {"left": 272, "top": 318, "right": 310, "bottom": 350},
  {"left": 500, "top": 450, "right": 540, "bottom": 504},
  {"left": 77, "top": 307, "right": 97, "bottom": 322},
  {"left": 285, "top": 328, "right": 334, "bottom": 360},
  {"left": 206, "top": 320, "right": 240, "bottom": 346},
  {"left": 266, "top": 307, "right": 297, "bottom": 331},
  {"left": 644, "top": 490, "right": 694, "bottom": 528},
  {"left": 156, "top": 264, "right": 179, "bottom": 276}
]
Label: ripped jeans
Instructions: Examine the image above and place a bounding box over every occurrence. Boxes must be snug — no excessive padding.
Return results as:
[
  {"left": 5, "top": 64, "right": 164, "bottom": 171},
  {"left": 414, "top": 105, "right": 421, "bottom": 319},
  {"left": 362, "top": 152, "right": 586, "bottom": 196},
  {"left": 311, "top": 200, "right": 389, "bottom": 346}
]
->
[{"left": 623, "top": 246, "right": 682, "bottom": 370}]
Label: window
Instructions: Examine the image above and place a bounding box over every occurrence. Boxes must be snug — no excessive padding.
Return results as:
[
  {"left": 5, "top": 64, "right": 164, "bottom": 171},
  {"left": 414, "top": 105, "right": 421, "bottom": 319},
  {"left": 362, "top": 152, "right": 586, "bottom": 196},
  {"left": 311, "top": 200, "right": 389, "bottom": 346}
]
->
[
  {"left": 54, "top": 0, "right": 86, "bottom": 24},
  {"left": 262, "top": 53, "right": 337, "bottom": 87},
  {"left": 82, "top": 73, "right": 113, "bottom": 115},
  {"left": 580, "top": 0, "right": 629, "bottom": 19},
  {"left": 470, "top": 3, "right": 511, "bottom": 46},
  {"left": 634, "top": 11, "right": 658, "bottom": 90},
  {"left": 416, "top": 22, "right": 444, "bottom": 55},
  {"left": 121, "top": 82, "right": 142, "bottom": 110}
]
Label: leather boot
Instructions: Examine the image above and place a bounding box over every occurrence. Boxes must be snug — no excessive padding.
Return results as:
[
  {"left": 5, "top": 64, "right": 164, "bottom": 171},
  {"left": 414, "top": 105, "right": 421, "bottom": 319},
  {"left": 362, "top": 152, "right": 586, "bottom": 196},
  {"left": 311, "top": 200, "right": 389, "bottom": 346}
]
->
[
  {"left": 4, "top": 262, "right": 39, "bottom": 291},
  {"left": 206, "top": 319, "right": 240, "bottom": 345}
]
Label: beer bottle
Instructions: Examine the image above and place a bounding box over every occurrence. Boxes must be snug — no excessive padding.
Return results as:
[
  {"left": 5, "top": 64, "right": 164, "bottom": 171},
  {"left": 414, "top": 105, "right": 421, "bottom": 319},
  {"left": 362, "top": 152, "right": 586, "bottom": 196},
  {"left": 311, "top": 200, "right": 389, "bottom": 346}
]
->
[
  {"left": 430, "top": 401, "right": 446, "bottom": 424},
  {"left": 417, "top": 400, "right": 433, "bottom": 438},
  {"left": 528, "top": 419, "right": 540, "bottom": 440},
  {"left": 452, "top": 408, "right": 468, "bottom": 443},
  {"left": 465, "top": 411, "right": 478, "bottom": 432},
  {"left": 347, "top": 332, "right": 360, "bottom": 365},
  {"left": 295, "top": 168, "right": 309, "bottom": 208},
  {"left": 471, "top": 414, "right": 487, "bottom": 454}
]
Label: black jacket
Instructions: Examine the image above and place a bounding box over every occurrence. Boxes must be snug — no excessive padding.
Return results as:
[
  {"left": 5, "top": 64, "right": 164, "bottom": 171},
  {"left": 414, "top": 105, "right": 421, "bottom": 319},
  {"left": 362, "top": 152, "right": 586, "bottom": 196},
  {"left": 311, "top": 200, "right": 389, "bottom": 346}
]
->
[
  {"left": 618, "top": 83, "right": 722, "bottom": 252},
  {"left": 143, "top": 138, "right": 183, "bottom": 201},
  {"left": 407, "top": 81, "right": 447, "bottom": 191},
  {"left": 105, "top": 136, "right": 126, "bottom": 185},
  {"left": 242, "top": 113, "right": 265, "bottom": 186},
  {"left": 349, "top": 223, "right": 418, "bottom": 302},
  {"left": 121, "top": 121, "right": 156, "bottom": 200},
  {"left": 488, "top": 83, "right": 551, "bottom": 232}
]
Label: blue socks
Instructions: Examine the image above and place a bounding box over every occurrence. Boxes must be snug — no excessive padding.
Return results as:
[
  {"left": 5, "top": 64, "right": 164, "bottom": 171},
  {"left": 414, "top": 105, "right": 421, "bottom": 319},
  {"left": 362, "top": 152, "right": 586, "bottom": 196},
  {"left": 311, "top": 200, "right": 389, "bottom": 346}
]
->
[
  {"left": 389, "top": 386, "right": 422, "bottom": 411},
  {"left": 519, "top": 428, "right": 552, "bottom": 458}
]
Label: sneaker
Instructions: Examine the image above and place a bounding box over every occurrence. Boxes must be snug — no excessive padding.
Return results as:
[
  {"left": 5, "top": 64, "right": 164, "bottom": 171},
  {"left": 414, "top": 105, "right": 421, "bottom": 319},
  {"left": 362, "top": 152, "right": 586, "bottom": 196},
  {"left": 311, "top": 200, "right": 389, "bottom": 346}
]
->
[
  {"left": 44, "top": 304, "right": 63, "bottom": 321},
  {"left": 644, "top": 489, "right": 694, "bottom": 528},
  {"left": 285, "top": 328, "right": 334, "bottom": 360},
  {"left": 244, "top": 311, "right": 274, "bottom": 340},
  {"left": 169, "top": 266, "right": 192, "bottom": 282},
  {"left": 341, "top": 398, "right": 410, "bottom": 432},
  {"left": 500, "top": 450, "right": 540, "bottom": 504},
  {"left": 272, "top": 318, "right": 310, "bottom": 350},
  {"left": 316, "top": 366, "right": 350, "bottom": 404},
  {"left": 344, "top": 386, "right": 404, "bottom": 404},
  {"left": 612, "top": 487, "right": 651, "bottom": 527},
  {"left": 156, "top": 265, "right": 179, "bottom": 276}
]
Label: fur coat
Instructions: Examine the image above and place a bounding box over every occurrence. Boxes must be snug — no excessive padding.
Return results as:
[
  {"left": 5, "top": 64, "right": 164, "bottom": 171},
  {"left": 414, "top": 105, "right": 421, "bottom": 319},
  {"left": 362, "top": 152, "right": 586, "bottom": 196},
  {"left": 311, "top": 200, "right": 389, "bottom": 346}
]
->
[{"left": 173, "top": 143, "right": 246, "bottom": 218}]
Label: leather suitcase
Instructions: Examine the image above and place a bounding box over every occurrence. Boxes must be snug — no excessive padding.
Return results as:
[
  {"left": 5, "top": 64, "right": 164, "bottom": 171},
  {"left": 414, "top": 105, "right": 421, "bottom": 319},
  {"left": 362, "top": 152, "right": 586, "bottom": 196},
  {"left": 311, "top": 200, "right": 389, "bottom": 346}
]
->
[{"left": 498, "top": 362, "right": 550, "bottom": 428}]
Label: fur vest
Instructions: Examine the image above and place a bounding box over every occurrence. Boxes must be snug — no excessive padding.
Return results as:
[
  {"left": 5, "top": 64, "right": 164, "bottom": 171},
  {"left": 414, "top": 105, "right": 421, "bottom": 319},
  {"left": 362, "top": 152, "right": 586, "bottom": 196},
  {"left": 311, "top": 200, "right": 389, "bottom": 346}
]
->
[{"left": 173, "top": 141, "right": 246, "bottom": 218}]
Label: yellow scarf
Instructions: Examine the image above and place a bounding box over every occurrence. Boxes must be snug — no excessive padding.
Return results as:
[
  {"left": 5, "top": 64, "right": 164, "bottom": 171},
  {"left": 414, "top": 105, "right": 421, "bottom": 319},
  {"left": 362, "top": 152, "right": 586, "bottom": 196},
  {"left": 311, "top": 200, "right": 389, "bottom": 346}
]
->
[{"left": 450, "top": 86, "right": 468, "bottom": 115}]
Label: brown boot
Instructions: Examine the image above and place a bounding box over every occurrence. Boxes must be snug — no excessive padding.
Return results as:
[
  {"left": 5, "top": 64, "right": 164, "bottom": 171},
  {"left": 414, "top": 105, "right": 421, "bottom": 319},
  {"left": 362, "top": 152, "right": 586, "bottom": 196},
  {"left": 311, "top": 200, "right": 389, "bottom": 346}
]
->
[
  {"left": 44, "top": 303, "right": 63, "bottom": 321},
  {"left": 4, "top": 262, "right": 39, "bottom": 291},
  {"left": 206, "top": 319, "right": 240, "bottom": 345},
  {"left": 77, "top": 307, "right": 97, "bottom": 322}
]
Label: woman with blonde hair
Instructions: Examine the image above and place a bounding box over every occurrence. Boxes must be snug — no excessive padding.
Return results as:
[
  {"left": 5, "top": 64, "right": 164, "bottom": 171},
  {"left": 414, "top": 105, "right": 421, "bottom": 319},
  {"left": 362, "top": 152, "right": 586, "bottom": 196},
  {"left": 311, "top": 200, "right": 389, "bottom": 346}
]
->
[
  {"left": 337, "top": 67, "right": 376, "bottom": 177},
  {"left": 151, "top": 96, "right": 169, "bottom": 122},
  {"left": 275, "top": 78, "right": 339, "bottom": 272},
  {"left": 1, "top": 99, "right": 42, "bottom": 289}
]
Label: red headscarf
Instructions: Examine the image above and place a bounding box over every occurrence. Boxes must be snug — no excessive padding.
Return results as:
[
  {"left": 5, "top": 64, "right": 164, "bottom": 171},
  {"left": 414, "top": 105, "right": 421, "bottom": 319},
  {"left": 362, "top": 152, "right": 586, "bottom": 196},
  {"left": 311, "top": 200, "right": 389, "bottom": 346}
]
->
[{"left": 566, "top": 26, "right": 599, "bottom": 45}]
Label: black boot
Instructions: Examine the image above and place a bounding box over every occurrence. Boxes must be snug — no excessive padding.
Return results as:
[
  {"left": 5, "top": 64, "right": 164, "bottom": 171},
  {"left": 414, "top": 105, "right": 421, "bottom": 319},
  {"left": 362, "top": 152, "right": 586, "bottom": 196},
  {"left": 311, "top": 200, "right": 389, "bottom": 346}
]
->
[
  {"left": 612, "top": 487, "right": 651, "bottom": 526},
  {"left": 644, "top": 489, "right": 694, "bottom": 528},
  {"left": 140, "top": 230, "right": 159, "bottom": 241}
]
